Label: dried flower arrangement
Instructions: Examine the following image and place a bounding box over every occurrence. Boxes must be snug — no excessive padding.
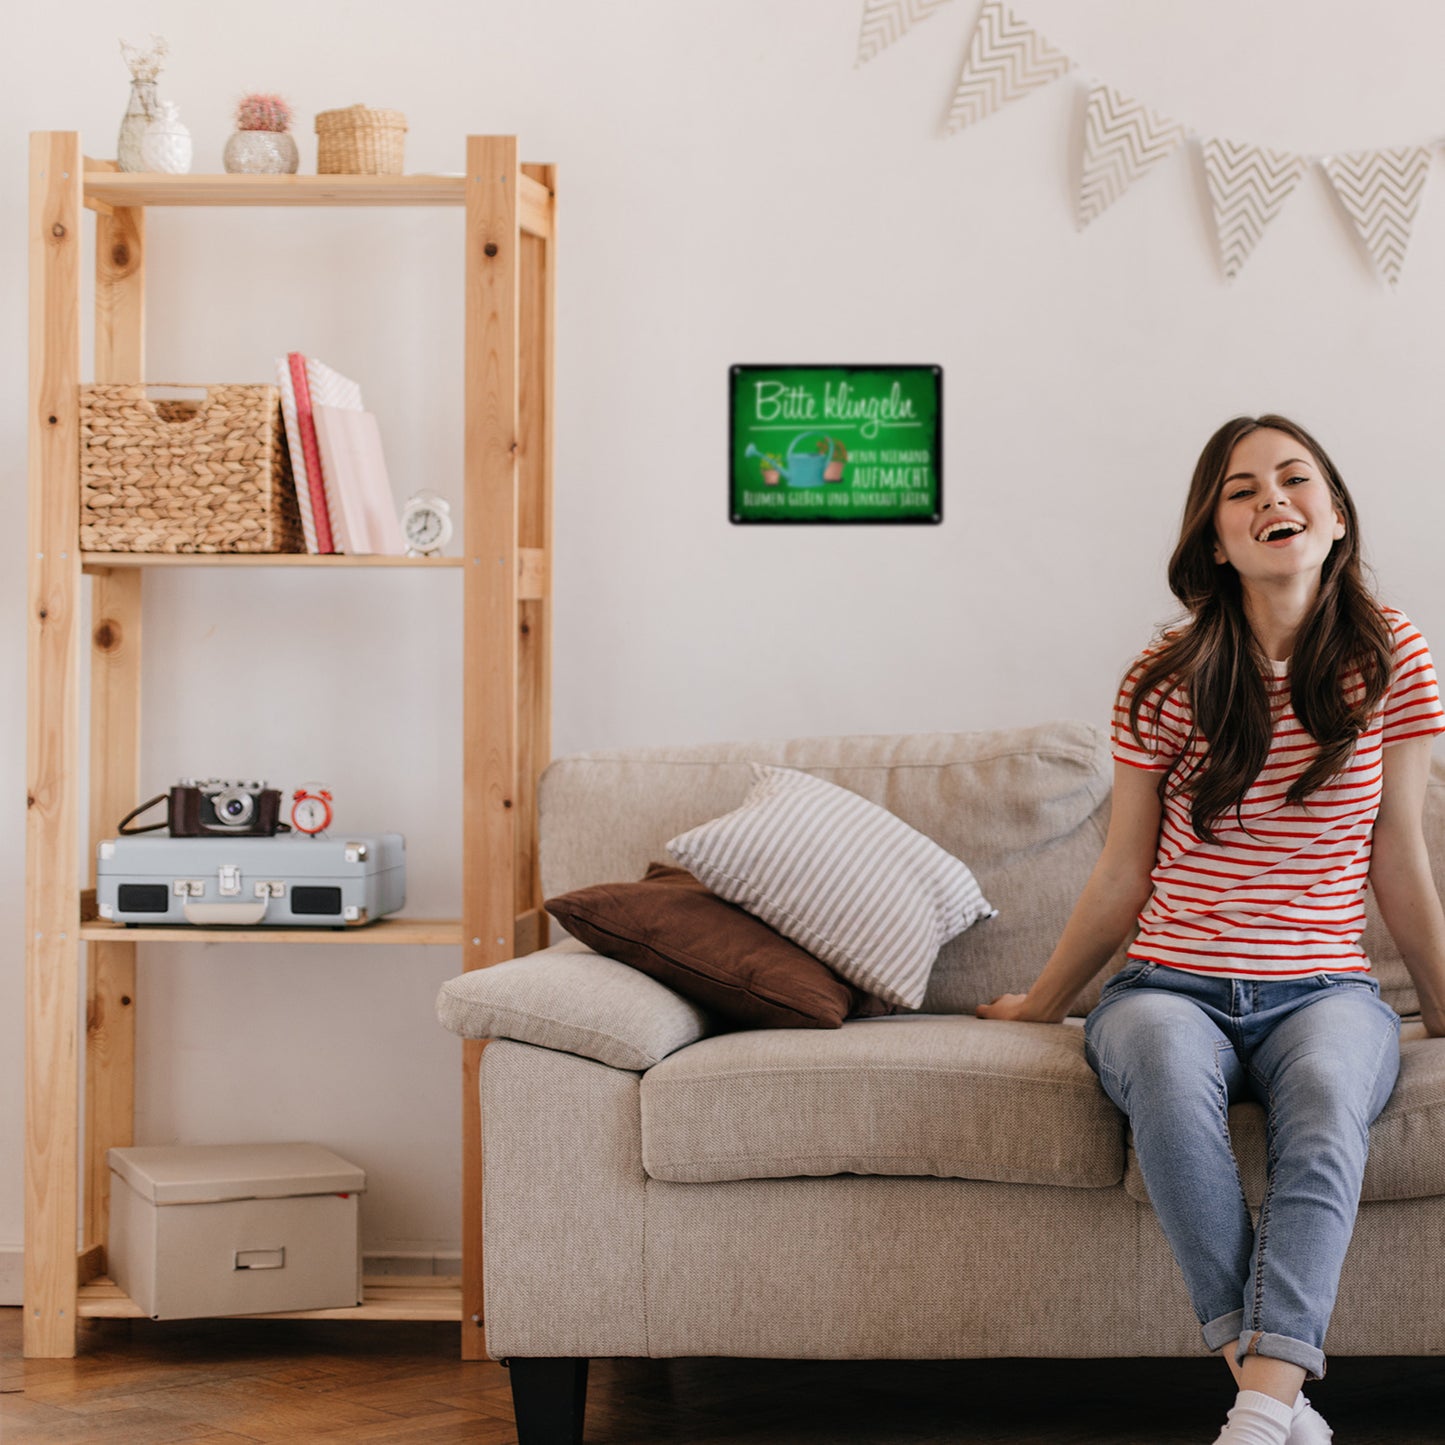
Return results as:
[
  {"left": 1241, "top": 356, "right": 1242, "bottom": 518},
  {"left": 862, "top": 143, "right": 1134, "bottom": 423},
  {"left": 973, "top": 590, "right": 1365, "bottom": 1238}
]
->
[
  {"left": 119, "top": 34, "right": 168, "bottom": 82},
  {"left": 236, "top": 93, "right": 294, "bottom": 133}
]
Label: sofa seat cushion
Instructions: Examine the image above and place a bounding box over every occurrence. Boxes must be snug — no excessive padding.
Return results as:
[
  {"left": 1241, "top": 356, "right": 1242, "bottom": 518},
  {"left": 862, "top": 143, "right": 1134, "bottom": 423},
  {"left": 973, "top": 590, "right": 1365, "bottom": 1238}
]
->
[
  {"left": 1124, "top": 1019, "right": 1445, "bottom": 1207},
  {"left": 639, "top": 1015, "right": 1124, "bottom": 1187}
]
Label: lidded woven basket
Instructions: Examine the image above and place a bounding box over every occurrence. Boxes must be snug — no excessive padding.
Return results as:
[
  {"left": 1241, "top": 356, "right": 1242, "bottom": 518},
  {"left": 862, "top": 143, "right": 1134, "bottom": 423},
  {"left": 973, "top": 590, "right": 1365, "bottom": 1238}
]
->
[
  {"left": 80, "top": 384, "right": 304, "bottom": 554},
  {"left": 315, "top": 104, "right": 407, "bottom": 174}
]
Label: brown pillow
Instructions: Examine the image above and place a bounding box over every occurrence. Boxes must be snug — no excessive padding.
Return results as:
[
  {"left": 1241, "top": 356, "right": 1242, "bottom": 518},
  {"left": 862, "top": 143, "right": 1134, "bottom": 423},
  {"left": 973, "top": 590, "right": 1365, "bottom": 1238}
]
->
[{"left": 545, "top": 863, "right": 896, "bottom": 1029}]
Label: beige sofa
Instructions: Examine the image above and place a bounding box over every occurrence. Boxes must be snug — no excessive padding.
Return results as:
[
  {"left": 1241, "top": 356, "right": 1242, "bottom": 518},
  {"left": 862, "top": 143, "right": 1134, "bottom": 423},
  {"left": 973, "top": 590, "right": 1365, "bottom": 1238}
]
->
[{"left": 437, "top": 722, "right": 1445, "bottom": 1444}]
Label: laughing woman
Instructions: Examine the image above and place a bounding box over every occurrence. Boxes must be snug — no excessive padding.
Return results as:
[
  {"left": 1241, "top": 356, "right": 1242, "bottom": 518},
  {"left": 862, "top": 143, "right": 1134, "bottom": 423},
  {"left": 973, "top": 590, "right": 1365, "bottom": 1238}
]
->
[{"left": 977, "top": 415, "right": 1445, "bottom": 1445}]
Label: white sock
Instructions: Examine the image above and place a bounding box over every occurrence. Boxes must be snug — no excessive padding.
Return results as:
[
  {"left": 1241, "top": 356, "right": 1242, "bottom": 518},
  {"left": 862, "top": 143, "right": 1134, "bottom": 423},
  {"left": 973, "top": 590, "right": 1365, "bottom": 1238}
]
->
[
  {"left": 1212, "top": 1388, "right": 1295, "bottom": 1445},
  {"left": 1288, "top": 1391, "right": 1334, "bottom": 1444}
]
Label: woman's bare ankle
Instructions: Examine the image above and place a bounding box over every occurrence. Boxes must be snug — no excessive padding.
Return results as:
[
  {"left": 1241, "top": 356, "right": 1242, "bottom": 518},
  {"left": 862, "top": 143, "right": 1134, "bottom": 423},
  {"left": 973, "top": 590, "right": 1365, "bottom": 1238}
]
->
[
  {"left": 1238, "top": 1354, "right": 1306, "bottom": 1406},
  {"left": 1218, "top": 1344, "right": 1245, "bottom": 1390}
]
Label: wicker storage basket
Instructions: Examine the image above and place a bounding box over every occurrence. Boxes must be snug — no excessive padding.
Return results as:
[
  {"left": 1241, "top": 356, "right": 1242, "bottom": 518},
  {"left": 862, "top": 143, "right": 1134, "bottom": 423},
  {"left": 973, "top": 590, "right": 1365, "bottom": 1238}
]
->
[
  {"left": 315, "top": 104, "right": 407, "bottom": 175},
  {"left": 80, "top": 384, "right": 305, "bottom": 554}
]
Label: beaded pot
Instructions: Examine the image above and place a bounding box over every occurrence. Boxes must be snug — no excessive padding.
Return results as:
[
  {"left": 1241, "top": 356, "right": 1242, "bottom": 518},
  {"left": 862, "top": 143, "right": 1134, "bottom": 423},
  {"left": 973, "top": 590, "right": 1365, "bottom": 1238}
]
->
[{"left": 224, "top": 129, "right": 299, "bottom": 174}]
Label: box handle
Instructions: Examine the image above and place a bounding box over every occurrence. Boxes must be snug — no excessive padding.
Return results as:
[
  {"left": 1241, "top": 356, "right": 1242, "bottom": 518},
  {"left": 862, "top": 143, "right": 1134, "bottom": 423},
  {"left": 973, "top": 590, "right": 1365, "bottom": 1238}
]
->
[
  {"left": 184, "top": 900, "right": 269, "bottom": 926},
  {"left": 234, "top": 1247, "right": 286, "bottom": 1271},
  {"left": 133, "top": 385, "right": 214, "bottom": 428}
]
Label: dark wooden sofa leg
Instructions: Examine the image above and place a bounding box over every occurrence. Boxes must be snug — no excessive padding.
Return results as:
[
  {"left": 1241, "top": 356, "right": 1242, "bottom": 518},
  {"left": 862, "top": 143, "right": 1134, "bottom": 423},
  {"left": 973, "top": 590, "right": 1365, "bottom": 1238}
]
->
[{"left": 507, "top": 1357, "right": 590, "bottom": 1444}]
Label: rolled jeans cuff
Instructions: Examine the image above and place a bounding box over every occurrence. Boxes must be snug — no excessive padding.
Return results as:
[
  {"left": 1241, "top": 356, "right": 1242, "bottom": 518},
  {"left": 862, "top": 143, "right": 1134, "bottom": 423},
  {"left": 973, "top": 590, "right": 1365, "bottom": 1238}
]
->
[
  {"left": 1233, "top": 1329, "right": 1328, "bottom": 1382},
  {"left": 1203, "top": 1309, "right": 1245, "bottom": 1353}
]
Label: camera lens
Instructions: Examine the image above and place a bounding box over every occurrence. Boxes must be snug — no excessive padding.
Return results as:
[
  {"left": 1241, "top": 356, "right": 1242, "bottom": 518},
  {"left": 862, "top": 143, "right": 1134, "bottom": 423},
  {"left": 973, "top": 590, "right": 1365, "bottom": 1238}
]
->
[{"left": 215, "top": 788, "right": 254, "bottom": 826}]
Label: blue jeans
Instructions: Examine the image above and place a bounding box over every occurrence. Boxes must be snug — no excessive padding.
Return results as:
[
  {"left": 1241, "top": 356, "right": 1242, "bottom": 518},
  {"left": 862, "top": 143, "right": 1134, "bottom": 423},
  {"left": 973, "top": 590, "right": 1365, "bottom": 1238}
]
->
[{"left": 1083, "top": 960, "right": 1401, "bottom": 1381}]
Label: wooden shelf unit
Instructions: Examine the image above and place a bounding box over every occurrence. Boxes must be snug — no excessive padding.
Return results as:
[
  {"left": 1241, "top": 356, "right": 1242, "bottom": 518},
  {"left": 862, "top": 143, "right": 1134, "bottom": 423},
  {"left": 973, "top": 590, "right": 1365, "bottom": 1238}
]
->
[{"left": 25, "top": 134, "right": 556, "bottom": 1359}]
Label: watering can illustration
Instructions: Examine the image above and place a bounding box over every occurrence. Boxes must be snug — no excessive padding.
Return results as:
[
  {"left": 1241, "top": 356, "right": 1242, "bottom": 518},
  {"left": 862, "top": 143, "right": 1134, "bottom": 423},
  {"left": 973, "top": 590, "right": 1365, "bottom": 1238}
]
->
[{"left": 745, "top": 432, "right": 837, "bottom": 488}]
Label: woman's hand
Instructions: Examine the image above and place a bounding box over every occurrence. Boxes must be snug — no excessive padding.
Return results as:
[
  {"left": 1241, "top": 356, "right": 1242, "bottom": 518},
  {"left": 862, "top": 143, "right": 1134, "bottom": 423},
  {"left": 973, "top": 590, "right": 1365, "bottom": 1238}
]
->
[
  {"left": 975, "top": 993, "right": 1056, "bottom": 1023},
  {"left": 974, "top": 761, "right": 1160, "bottom": 1028}
]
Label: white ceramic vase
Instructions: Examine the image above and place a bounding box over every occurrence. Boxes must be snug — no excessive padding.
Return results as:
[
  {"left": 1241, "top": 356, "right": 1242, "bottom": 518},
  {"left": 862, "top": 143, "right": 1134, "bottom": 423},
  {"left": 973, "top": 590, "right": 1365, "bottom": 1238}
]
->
[
  {"left": 141, "top": 101, "right": 193, "bottom": 175},
  {"left": 223, "top": 129, "right": 299, "bottom": 175}
]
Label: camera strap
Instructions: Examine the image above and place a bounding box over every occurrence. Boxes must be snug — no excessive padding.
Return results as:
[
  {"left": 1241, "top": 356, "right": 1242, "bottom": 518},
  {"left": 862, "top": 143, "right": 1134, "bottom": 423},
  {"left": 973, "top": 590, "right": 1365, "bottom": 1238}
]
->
[{"left": 117, "top": 793, "right": 172, "bottom": 835}]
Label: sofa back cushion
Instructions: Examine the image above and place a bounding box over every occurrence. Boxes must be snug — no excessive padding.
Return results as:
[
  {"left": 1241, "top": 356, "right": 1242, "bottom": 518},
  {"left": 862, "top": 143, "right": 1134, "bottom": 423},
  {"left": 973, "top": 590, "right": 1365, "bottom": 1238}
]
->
[{"left": 540, "top": 722, "right": 1118, "bottom": 1015}]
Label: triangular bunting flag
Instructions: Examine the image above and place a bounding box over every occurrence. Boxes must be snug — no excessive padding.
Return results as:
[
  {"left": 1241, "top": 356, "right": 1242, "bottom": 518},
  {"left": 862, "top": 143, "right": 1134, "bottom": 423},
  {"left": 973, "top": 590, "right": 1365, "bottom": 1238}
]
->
[
  {"left": 856, "top": 0, "right": 954, "bottom": 67},
  {"left": 1320, "top": 147, "right": 1432, "bottom": 288},
  {"left": 945, "top": 0, "right": 1071, "bottom": 132},
  {"left": 1201, "top": 139, "right": 1307, "bottom": 281},
  {"left": 1077, "top": 82, "right": 1189, "bottom": 229}
]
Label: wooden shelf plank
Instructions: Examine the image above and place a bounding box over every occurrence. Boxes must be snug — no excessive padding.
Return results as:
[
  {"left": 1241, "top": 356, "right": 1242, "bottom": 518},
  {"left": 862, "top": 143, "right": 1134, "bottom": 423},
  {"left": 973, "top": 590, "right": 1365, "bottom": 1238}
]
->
[
  {"left": 85, "top": 172, "right": 469, "bottom": 208},
  {"left": 82, "top": 552, "right": 464, "bottom": 570},
  {"left": 78, "top": 1276, "right": 464, "bottom": 1322},
  {"left": 80, "top": 917, "right": 465, "bottom": 945},
  {"left": 81, "top": 548, "right": 546, "bottom": 596},
  {"left": 81, "top": 169, "right": 554, "bottom": 237}
]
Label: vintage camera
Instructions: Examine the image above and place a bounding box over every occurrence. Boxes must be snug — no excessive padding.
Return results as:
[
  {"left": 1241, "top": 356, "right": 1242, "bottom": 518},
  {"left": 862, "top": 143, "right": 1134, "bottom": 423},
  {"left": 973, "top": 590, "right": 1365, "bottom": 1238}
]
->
[
  {"left": 174, "top": 779, "right": 285, "bottom": 836},
  {"left": 119, "top": 779, "right": 288, "bottom": 837}
]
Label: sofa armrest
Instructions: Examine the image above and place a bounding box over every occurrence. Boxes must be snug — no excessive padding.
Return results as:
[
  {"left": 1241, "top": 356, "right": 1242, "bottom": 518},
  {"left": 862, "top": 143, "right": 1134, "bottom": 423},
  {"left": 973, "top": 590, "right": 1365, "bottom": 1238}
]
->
[{"left": 436, "top": 940, "right": 711, "bottom": 1071}]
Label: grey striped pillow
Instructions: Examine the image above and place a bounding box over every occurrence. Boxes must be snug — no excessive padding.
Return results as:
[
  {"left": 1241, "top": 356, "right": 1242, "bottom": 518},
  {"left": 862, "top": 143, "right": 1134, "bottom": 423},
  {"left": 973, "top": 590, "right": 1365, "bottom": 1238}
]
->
[{"left": 666, "top": 765, "right": 996, "bottom": 1009}]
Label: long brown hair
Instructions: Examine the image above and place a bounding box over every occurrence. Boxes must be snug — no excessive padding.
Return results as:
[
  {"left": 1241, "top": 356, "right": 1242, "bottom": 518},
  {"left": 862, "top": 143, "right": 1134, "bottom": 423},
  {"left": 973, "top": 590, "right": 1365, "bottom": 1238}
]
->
[{"left": 1128, "top": 414, "right": 1393, "bottom": 843}]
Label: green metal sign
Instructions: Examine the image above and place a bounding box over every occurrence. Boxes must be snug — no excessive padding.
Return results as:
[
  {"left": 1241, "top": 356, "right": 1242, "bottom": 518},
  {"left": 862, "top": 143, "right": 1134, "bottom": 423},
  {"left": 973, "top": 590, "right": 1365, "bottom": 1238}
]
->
[{"left": 730, "top": 365, "right": 942, "bottom": 525}]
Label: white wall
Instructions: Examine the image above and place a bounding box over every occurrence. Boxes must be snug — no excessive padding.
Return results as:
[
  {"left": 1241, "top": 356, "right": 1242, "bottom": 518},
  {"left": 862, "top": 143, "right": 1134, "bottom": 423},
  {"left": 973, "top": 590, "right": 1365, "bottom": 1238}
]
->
[{"left": 5, "top": 0, "right": 1445, "bottom": 1278}]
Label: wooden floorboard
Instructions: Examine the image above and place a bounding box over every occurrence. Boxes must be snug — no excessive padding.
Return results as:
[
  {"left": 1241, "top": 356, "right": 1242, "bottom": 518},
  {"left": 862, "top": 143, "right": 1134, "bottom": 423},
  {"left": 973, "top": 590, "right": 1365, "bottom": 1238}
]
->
[{"left": 3, "top": 1308, "right": 1444, "bottom": 1442}]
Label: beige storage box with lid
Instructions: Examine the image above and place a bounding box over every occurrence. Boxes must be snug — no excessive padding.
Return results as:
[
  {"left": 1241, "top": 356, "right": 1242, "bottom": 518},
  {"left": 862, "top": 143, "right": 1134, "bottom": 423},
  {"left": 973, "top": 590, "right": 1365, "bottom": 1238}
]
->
[{"left": 107, "top": 1142, "right": 366, "bottom": 1320}]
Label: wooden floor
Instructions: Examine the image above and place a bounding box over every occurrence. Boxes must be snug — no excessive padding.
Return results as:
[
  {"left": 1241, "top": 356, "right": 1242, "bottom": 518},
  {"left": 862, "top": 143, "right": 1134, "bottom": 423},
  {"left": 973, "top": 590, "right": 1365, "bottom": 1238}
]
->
[{"left": 3, "top": 1308, "right": 1444, "bottom": 1443}]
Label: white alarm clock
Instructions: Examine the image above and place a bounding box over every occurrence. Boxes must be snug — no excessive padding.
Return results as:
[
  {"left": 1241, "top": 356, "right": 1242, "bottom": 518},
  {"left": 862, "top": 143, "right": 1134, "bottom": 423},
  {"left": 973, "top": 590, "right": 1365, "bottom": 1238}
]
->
[
  {"left": 290, "top": 784, "right": 333, "bottom": 836},
  {"left": 401, "top": 491, "right": 454, "bottom": 557}
]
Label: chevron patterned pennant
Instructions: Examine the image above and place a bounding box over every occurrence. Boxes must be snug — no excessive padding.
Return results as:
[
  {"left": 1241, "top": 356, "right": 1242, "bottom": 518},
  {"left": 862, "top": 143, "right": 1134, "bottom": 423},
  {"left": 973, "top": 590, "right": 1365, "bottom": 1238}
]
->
[
  {"left": 856, "top": 0, "right": 955, "bottom": 67},
  {"left": 1320, "top": 147, "right": 1433, "bottom": 288},
  {"left": 945, "top": 0, "right": 1072, "bottom": 132},
  {"left": 1202, "top": 139, "right": 1307, "bottom": 281},
  {"left": 1077, "top": 82, "right": 1189, "bottom": 229}
]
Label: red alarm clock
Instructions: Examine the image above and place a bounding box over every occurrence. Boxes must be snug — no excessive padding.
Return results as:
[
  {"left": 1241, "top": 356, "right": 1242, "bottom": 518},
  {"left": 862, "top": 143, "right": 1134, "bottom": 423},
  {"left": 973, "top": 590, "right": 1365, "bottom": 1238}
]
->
[{"left": 290, "top": 785, "right": 333, "bottom": 836}]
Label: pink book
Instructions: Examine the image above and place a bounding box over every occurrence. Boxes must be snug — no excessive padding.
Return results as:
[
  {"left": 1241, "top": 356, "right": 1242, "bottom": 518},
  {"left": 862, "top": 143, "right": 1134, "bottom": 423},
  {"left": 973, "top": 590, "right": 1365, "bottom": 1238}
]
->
[
  {"left": 313, "top": 405, "right": 406, "bottom": 556},
  {"left": 288, "top": 352, "right": 335, "bottom": 553}
]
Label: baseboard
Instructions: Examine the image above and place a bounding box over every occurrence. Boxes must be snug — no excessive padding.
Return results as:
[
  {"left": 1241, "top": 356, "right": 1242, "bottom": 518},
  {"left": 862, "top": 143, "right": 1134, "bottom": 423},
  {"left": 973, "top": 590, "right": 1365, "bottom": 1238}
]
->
[
  {"left": 362, "top": 1251, "right": 462, "bottom": 1277},
  {"left": 0, "top": 1247, "right": 459, "bottom": 1305},
  {"left": 0, "top": 1247, "right": 21, "bottom": 1306}
]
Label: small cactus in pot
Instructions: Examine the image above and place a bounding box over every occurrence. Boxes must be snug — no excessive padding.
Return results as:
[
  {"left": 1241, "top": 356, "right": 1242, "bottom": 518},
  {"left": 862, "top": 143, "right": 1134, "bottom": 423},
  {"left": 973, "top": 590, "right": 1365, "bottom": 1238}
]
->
[{"left": 224, "top": 92, "right": 299, "bottom": 174}]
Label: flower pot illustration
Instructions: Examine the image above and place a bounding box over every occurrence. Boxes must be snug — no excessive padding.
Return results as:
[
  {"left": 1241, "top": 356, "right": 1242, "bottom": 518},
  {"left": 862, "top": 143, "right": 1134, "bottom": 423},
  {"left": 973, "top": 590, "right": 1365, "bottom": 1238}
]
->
[
  {"left": 758, "top": 452, "right": 783, "bottom": 486},
  {"left": 821, "top": 436, "right": 849, "bottom": 482},
  {"left": 745, "top": 432, "right": 836, "bottom": 488}
]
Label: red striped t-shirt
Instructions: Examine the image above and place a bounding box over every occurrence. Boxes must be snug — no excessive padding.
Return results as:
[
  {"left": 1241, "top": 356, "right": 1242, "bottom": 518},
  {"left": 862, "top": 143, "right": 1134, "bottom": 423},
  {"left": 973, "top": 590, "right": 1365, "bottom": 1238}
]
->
[{"left": 1112, "top": 606, "right": 1445, "bottom": 979}]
